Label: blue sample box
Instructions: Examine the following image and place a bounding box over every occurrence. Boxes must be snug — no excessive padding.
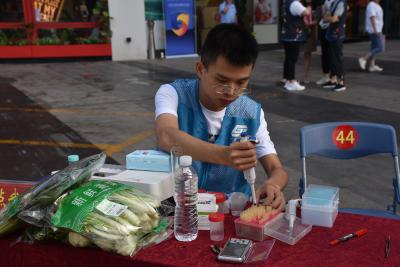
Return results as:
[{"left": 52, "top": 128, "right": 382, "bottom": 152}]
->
[{"left": 126, "top": 150, "right": 171, "bottom": 172}]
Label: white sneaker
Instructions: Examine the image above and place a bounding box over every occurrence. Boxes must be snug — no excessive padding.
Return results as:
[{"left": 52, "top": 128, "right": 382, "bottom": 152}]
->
[
  {"left": 284, "top": 81, "right": 305, "bottom": 91},
  {"left": 358, "top": 57, "right": 366, "bottom": 70},
  {"left": 293, "top": 81, "right": 305, "bottom": 91},
  {"left": 369, "top": 65, "right": 383, "bottom": 72},
  {"left": 316, "top": 76, "right": 330, "bottom": 85},
  {"left": 284, "top": 81, "right": 297, "bottom": 91}
]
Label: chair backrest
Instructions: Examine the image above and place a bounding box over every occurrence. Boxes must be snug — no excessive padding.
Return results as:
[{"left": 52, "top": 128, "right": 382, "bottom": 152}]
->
[
  {"left": 300, "top": 122, "right": 398, "bottom": 159},
  {"left": 299, "top": 122, "right": 400, "bottom": 214}
]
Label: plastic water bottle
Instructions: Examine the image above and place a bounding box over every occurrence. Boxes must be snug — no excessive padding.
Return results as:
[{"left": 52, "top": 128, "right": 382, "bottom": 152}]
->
[
  {"left": 174, "top": 155, "right": 198, "bottom": 242},
  {"left": 50, "top": 154, "right": 79, "bottom": 176},
  {"left": 67, "top": 154, "right": 79, "bottom": 165}
]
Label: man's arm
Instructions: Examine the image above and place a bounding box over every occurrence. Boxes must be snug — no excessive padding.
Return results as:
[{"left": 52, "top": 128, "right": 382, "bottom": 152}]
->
[
  {"left": 370, "top": 15, "right": 378, "bottom": 34},
  {"left": 220, "top": 2, "right": 228, "bottom": 14},
  {"left": 255, "top": 154, "right": 288, "bottom": 211},
  {"left": 155, "top": 113, "right": 257, "bottom": 171},
  {"left": 324, "top": 2, "right": 344, "bottom": 23}
]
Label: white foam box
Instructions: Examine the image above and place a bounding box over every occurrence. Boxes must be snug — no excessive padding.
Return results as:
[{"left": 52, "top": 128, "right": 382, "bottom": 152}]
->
[{"left": 91, "top": 164, "right": 174, "bottom": 201}]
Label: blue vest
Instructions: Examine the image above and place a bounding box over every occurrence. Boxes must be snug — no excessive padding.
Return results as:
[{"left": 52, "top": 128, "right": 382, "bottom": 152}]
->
[
  {"left": 326, "top": 0, "right": 347, "bottom": 41},
  {"left": 281, "top": 0, "right": 307, "bottom": 42},
  {"left": 170, "top": 79, "right": 261, "bottom": 197}
]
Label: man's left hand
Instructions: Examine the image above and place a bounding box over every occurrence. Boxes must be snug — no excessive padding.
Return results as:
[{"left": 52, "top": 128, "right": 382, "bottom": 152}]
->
[{"left": 256, "top": 182, "right": 285, "bottom": 212}]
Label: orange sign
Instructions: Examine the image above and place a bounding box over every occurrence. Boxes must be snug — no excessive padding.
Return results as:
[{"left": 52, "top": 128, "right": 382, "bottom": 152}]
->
[
  {"left": 332, "top": 125, "right": 359, "bottom": 150},
  {"left": 0, "top": 181, "right": 34, "bottom": 210},
  {"left": 34, "top": 0, "right": 63, "bottom": 22}
]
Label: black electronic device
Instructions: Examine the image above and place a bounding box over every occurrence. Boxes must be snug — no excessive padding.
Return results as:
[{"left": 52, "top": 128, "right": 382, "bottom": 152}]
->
[{"left": 217, "top": 238, "right": 252, "bottom": 263}]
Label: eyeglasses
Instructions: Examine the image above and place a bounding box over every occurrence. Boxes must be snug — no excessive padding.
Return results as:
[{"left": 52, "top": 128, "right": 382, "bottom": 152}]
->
[{"left": 213, "top": 83, "right": 249, "bottom": 95}]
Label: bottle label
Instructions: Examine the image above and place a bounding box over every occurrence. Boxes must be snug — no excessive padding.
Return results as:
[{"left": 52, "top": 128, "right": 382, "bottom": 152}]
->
[{"left": 96, "top": 198, "right": 128, "bottom": 217}]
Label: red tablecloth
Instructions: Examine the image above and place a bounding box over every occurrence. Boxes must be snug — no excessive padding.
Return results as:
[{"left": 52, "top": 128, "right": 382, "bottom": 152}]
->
[{"left": 1, "top": 213, "right": 399, "bottom": 267}]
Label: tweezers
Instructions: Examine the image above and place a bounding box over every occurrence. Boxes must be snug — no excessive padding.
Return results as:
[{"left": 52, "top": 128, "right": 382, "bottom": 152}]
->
[{"left": 385, "top": 235, "right": 391, "bottom": 259}]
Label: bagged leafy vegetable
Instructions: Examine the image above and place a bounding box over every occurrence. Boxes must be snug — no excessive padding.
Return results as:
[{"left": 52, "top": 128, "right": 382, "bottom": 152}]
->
[
  {"left": 51, "top": 180, "right": 171, "bottom": 257},
  {"left": 0, "top": 152, "right": 106, "bottom": 236}
]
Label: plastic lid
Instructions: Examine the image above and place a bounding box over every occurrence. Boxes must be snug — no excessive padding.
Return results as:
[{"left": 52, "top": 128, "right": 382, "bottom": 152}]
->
[
  {"left": 302, "top": 184, "right": 339, "bottom": 208},
  {"left": 179, "top": 155, "right": 192, "bottom": 167},
  {"left": 198, "top": 188, "right": 207, "bottom": 193},
  {"left": 210, "top": 192, "right": 226, "bottom": 204},
  {"left": 208, "top": 212, "right": 224, "bottom": 222},
  {"left": 68, "top": 154, "right": 79, "bottom": 163}
]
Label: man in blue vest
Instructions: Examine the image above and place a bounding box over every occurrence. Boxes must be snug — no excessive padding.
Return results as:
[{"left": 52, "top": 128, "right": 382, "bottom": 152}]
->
[{"left": 155, "top": 23, "right": 288, "bottom": 211}]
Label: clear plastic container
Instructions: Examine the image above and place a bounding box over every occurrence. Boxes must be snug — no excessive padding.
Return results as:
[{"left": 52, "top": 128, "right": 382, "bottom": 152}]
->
[
  {"left": 234, "top": 217, "right": 266, "bottom": 241},
  {"left": 174, "top": 155, "right": 198, "bottom": 242},
  {"left": 230, "top": 192, "right": 247, "bottom": 216},
  {"left": 264, "top": 213, "right": 312, "bottom": 245},
  {"left": 234, "top": 212, "right": 279, "bottom": 241},
  {"left": 301, "top": 184, "right": 339, "bottom": 227},
  {"left": 208, "top": 212, "right": 224, "bottom": 241}
]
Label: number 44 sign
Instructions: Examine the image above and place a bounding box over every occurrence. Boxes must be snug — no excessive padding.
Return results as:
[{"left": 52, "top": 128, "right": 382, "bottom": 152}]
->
[{"left": 332, "top": 125, "right": 359, "bottom": 150}]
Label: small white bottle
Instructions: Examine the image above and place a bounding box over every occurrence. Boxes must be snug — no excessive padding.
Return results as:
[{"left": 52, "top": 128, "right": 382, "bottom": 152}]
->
[{"left": 208, "top": 212, "right": 225, "bottom": 241}]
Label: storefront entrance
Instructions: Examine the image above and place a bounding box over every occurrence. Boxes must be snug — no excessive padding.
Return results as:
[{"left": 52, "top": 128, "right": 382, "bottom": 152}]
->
[{"left": 0, "top": 0, "right": 111, "bottom": 59}]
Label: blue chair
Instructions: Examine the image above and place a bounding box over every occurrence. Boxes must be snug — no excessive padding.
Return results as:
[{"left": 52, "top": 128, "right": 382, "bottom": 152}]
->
[{"left": 299, "top": 122, "right": 400, "bottom": 218}]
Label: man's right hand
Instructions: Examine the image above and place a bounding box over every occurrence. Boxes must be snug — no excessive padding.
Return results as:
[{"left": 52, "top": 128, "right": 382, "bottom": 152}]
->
[
  {"left": 224, "top": 141, "right": 257, "bottom": 171},
  {"left": 223, "top": 6, "right": 229, "bottom": 14}
]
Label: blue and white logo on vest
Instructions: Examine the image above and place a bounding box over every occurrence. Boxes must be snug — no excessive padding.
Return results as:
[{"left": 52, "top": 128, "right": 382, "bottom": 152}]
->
[{"left": 231, "top": 125, "right": 248, "bottom": 138}]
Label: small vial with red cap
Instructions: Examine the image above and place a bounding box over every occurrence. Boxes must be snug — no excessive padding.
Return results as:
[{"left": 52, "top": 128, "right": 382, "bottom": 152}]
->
[
  {"left": 208, "top": 212, "right": 225, "bottom": 241},
  {"left": 211, "top": 192, "right": 227, "bottom": 213}
]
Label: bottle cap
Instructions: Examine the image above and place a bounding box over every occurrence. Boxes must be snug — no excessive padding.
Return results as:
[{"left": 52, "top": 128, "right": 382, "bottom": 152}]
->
[
  {"left": 68, "top": 154, "right": 79, "bottom": 163},
  {"left": 179, "top": 155, "right": 192, "bottom": 167},
  {"left": 208, "top": 212, "right": 224, "bottom": 222},
  {"left": 210, "top": 192, "right": 226, "bottom": 204}
]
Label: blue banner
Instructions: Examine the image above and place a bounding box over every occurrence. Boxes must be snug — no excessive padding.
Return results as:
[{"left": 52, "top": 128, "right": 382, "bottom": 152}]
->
[{"left": 163, "top": 0, "right": 196, "bottom": 57}]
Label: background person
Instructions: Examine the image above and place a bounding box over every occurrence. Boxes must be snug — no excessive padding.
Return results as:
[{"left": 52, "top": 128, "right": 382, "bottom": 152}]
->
[
  {"left": 358, "top": 0, "right": 384, "bottom": 72},
  {"left": 219, "top": 0, "right": 237, "bottom": 24},
  {"left": 281, "top": 0, "right": 312, "bottom": 91},
  {"left": 322, "top": 0, "right": 347, "bottom": 92},
  {"left": 302, "top": 0, "right": 320, "bottom": 84},
  {"left": 155, "top": 24, "right": 288, "bottom": 211},
  {"left": 316, "top": 0, "right": 333, "bottom": 85}
]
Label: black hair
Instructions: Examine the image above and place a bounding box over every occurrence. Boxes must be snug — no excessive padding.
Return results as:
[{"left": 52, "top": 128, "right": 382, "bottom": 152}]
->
[{"left": 201, "top": 23, "right": 258, "bottom": 68}]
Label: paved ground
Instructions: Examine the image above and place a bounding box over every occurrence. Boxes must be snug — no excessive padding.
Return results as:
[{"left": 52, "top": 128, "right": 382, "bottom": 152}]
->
[{"left": 0, "top": 40, "right": 399, "bottom": 211}]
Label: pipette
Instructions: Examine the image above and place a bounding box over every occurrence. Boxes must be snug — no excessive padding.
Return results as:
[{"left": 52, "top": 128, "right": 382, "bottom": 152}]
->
[
  {"left": 240, "top": 132, "right": 258, "bottom": 205},
  {"left": 287, "top": 199, "right": 301, "bottom": 234}
]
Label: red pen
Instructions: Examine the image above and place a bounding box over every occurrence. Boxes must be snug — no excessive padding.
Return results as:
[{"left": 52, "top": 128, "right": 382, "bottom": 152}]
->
[{"left": 330, "top": 228, "right": 368, "bottom": 246}]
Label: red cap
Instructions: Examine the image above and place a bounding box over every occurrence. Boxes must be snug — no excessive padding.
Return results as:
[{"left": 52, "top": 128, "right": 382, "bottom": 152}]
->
[
  {"left": 208, "top": 212, "right": 224, "bottom": 222},
  {"left": 198, "top": 188, "right": 207, "bottom": 193},
  {"left": 355, "top": 228, "right": 368, "bottom": 237},
  {"left": 210, "top": 192, "right": 226, "bottom": 204}
]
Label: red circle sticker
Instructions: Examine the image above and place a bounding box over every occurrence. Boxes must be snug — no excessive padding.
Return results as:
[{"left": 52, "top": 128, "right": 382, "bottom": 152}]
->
[{"left": 332, "top": 125, "right": 359, "bottom": 150}]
